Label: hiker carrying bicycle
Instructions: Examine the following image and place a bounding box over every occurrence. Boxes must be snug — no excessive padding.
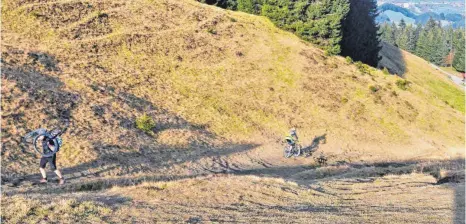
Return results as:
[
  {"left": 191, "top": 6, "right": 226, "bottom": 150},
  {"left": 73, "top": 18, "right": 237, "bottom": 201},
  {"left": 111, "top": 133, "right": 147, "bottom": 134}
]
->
[
  {"left": 38, "top": 129, "right": 65, "bottom": 184},
  {"left": 23, "top": 121, "right": 70, "bottom": 184}
]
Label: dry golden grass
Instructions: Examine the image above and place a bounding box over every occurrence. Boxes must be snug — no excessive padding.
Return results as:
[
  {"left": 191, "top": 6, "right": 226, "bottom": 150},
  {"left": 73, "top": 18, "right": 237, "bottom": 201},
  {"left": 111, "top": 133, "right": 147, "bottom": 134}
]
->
[{"left": 2, "top": 173, "right": 464, "bottom": 223}]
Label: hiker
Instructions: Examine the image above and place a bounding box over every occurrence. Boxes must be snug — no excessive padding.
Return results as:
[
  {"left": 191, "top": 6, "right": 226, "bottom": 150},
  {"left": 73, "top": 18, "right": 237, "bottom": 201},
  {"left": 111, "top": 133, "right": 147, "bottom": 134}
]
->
[{"left": 37, "top": 129, "right": 65, "bottom": 184}]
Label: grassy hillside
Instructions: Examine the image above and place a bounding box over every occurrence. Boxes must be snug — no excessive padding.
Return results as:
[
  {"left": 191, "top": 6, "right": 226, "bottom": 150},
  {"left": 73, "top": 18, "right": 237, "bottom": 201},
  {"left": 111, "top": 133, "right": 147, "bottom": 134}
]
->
[
  {"left": 2, "top": 0, "right": 464, "bottom": 175},
  {"left": 1, "top": 0, "right": 464, "bottom": 223}
]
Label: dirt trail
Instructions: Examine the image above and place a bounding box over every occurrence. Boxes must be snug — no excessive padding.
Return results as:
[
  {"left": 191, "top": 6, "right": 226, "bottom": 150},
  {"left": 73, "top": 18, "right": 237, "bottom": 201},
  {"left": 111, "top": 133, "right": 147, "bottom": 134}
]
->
[
  {"left": 4, "top": 138, "right": 457, "bottom": 197},
  {"left": 3, "top": 141, "right": 318, "bottom": 194}
]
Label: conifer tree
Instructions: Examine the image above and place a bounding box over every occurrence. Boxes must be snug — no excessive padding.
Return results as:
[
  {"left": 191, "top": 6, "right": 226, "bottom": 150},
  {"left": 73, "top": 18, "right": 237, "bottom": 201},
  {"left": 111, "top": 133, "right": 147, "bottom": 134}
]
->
[
  {"left": 415, "top": 27, "right": 430, "bottom": 59},
  {"left": 406, "top": 24, "right": 417, "bottom": 52},
  {"left": 380, "top": 23, "right": 396, "bottom": 45},
  {"left": 453, "top": 30, "right": 465, "bottom": 72},
  {"left": 340, "top": 0, "right": 381, "bottom": 66},
  {"left": 399, "top": 19, "right": 406, "bottom": 31},
  {"left": 391, "top": 22, "right": 399, "bottom": 46}
]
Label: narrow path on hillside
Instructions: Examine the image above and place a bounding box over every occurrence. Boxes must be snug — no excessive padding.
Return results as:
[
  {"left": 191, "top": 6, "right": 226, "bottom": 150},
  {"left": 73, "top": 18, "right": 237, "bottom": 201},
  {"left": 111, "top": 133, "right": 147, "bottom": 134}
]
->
[
  {"left": 2, "top": 143, "right": 318, "bottom": 195},
  {"left": 430, "top": 63, "right": 465, "bottom": 88}
]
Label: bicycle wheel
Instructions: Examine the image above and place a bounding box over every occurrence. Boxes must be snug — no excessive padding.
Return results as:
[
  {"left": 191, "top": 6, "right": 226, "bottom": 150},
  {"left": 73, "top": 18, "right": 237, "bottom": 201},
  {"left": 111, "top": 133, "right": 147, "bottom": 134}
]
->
[
  {"left": 23, "top": 128, "right": 47, "bottom": 144},
  {"left": 283, "top": 146, "right": 293, "bottom": 158},
  {"left": 293, "top": 144, "right": 301, "bottom": 157}
]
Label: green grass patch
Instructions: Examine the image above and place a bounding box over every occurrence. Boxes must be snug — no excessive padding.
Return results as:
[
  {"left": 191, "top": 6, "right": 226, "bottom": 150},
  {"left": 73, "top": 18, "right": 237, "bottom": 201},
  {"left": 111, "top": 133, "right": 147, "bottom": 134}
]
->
[
  {"left": 136, "top": 114, "right": 156, "bottom": 133},
  {"left": 425, "top": 79, "right": 465, "bottom": 113}
]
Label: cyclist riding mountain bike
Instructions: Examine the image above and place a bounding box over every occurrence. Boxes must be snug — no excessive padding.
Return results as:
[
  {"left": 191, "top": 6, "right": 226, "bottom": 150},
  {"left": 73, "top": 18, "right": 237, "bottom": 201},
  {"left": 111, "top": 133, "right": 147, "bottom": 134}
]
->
[
  {"left": 283, "top": 128, "right": 301, "bottom": 158},
  {"left": 285, "top": 128, "right": 299, "bottom": 146}
]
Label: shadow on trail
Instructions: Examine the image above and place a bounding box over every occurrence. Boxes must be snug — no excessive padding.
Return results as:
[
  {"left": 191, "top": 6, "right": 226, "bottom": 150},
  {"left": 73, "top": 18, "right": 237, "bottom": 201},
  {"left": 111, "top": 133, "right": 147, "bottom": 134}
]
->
[
  {"left": 301, "top": 133, "right": 326, "bottom": 157},
  {"left": 455, "top": 182, "right": 465, "bottom": 224}
]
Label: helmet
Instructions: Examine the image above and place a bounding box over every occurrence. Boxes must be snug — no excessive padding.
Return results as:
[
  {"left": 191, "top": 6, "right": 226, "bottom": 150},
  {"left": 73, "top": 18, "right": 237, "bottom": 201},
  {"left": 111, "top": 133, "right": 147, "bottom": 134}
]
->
[{"left": 285, "top": 136, "right": 294, "bottom": 144}]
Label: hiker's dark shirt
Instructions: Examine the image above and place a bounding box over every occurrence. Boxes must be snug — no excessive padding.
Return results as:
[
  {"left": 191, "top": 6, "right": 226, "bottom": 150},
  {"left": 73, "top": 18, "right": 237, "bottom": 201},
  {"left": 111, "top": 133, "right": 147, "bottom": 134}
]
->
[{"left": 41, "top": 138, "right": 55, "bottom": 157}]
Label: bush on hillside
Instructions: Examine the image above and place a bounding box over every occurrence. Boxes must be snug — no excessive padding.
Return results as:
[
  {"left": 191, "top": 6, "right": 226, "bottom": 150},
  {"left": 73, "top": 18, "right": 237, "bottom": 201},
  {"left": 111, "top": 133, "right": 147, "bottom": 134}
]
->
[
  {"left": 207, "top": 27, "right": 217, "bottom": 34},
  {"left": 355, "top": 61, "right": 371, "bottom": 74},
  {"left": 346, "top": 56, "right": 353, "bottom": 64},
  {"left": 136, "top": 114, "right": 156, "bottom": 133},
  {"left": 369, "top": 85, "right": 380, "bottom": 93},
  {"left": 382, "top": 67, "right": 390, "bottom": 75},
  {"left": 396, "top": 79, "right": 411, "bottom": 90}
]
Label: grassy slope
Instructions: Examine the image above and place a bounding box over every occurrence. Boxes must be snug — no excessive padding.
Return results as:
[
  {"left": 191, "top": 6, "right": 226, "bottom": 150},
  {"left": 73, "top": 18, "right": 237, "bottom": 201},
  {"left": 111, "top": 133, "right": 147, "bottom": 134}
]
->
[
  {"left": 2, "top": 0, "right": 464, "bottom": 175},
  {"left": 1, "top": 0, "right": 465, "bottom": 223},
  {"left": 3, "top": 174, "right": 465, "bottom": 223}
]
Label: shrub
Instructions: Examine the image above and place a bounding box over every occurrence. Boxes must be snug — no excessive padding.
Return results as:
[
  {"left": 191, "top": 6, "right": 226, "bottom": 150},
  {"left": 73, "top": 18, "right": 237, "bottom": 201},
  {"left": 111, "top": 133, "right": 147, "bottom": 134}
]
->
[
  {"left": 136, "top": 114, "right": 156, "bottom": 133},
  {"left": 345, "top": 56, "right": 353, "bottom": 64},
  {"left": 369, "top": 85, "right": 380, "bottom": 93},
  {"left": 382, "top": 67, "right": 390, "bottom": 75},
  {"left": 355, "top": 61, "right": 370, "bottom": 74},
  {"left": 396, "top": 79, "right": 411, "bottom": 90},
  {"left": 207, "top": 28, "right": 217, "bottom": 34}
]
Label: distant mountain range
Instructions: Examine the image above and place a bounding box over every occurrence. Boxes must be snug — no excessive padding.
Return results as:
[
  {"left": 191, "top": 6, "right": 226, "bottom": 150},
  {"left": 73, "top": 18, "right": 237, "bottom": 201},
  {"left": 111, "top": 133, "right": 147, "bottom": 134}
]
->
[{"left": 377, "top": 3, "right": 465, "bottom": 28}]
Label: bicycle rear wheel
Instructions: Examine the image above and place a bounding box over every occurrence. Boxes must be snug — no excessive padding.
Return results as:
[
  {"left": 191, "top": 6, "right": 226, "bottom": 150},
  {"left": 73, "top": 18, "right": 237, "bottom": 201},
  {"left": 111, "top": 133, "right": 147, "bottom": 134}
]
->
[
  {"left": 23, "top": 128, "right": 46, "bottom": 144},
  {"left": 284, "top": 146, "right": 293, "bottom": 158}
]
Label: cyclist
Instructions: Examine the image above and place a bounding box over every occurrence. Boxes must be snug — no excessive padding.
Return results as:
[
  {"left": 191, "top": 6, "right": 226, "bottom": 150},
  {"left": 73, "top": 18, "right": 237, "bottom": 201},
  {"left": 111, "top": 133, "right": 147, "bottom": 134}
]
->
[{"left": 284, "top": 128, "right": 299, "bottom": 149}]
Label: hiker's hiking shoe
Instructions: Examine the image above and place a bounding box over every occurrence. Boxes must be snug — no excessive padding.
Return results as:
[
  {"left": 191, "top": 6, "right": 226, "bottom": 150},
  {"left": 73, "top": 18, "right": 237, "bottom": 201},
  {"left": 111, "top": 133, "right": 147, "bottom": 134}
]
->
[
  {"left": 39, "top": 178, "right": 47, "bottom": 183},
  {"left": 59, "top": 178, "right": 65, "bottom": 185}
]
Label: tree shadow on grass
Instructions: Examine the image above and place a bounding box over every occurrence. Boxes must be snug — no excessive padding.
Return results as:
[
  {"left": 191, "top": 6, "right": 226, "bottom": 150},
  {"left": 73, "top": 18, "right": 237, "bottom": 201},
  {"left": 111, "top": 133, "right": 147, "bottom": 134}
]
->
[
  {"left": 2, "top": 47, "right": 260, "bottom": 192},
  {"left": 1, "top": 47, "right": 79, "bottom": 180},
  {"left": 378, "top": 42, "right": 407, "bottom": 77}
]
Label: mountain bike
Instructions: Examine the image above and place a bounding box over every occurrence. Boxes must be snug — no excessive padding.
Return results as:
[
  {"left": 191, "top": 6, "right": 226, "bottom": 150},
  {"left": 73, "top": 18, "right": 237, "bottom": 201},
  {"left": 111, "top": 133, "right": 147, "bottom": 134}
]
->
[
  {"left": 22, "top": 121, "right": 69, "bottom": 157},
  {"left": 283, "top": 143, "right": 302, "bottom": 158}
]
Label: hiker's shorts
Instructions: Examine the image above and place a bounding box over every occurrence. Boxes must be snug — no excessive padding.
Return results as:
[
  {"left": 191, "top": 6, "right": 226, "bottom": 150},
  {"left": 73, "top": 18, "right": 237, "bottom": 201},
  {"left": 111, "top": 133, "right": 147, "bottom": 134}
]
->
[{"left": 40, "top": 155, "right": 57, "bottom": 171}]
